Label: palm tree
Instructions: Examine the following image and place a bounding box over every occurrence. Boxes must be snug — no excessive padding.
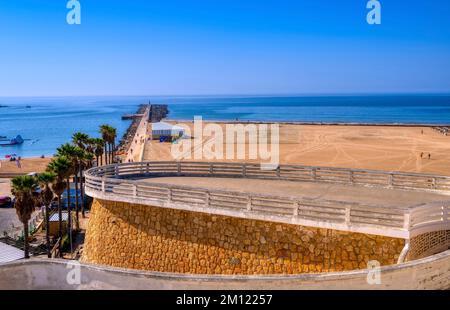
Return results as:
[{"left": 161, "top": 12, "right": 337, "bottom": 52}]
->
[
  {"left": 72, "top": 132, "right": 89, "bottom": 150},
  {"left": 100, "top": 125, "right": 111, "bottom": 165},
  {"left": 92, "top": 138, "right": 105, "bottom": 166},
  {"left": 47, "top": 156, "right": 71, "bottom": 257},
  {"left": 56, "top": 143, "right": 83, "bottom": 249},
  {"left": 108, "top": 126, "right": 117, "bottom": 163},
  {"left": 37, "top": 172, "right": 56, "bottom": 258},
  {"left": 79, "top": 150, "right": 94, "bottom": 217},
  {"left": 11, "top": 175, "right": 38, "bottom": 259},
  {"left": 75, "top": 135, "right": 97, "bottom": 220}
]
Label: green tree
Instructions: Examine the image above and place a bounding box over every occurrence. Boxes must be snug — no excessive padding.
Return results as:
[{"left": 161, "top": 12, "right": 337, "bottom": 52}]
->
[
  {"left": 91, "top": 138, "right": 105, "bottom": 166},
  {"left": 100, "top": 125, "right": 111, "bottom": 164},
  {"left": 79, "top": 149, "right": 94, "bottom": 217},
  {"left": 47, "top": 156, "right": 71, "bottom": 257},
  {"left": 100, "top": 125, "right": 117, "bottom": 164},
  {"left": 37, "top": 172, "right": 56, "bottom": 258},
  {"left": 109, "top": 126, "right": 117, "bottom": 163},
  {"left": 56, "top": 143, "right": 83, "bottom": 253},
  {"left": 11, "top": 175, "right": 38, "bottom": 258},
  {"left": 72, "top": 132, "right": 90, "bottom": 150}
]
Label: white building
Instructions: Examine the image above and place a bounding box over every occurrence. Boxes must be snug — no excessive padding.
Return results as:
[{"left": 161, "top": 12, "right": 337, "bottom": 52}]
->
[{"left": 151, "top": 122, "right": 185, "bottom": 141}]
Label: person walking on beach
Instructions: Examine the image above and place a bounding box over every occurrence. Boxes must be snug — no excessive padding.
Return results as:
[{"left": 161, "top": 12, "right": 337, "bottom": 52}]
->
[
  {"left": 428, "top": 153, "right": 431, "bottom": 160},
  {"left": 420, "top": 152, "right": 423, "bottom": 159},
  {"left": 16, "top": 158, "right": 21, "bottom": 169}
]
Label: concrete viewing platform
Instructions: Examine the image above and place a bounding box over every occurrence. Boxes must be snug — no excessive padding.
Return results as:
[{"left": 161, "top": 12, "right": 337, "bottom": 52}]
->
[
  {"left": 76, "top": 161, "right": 450, "bottom": 283},
  {"left": 85, "top": 161, "right": 450, "bottom": 240},
  {"left": 139, "top": 176, "right": 450, "bottom": 210}
]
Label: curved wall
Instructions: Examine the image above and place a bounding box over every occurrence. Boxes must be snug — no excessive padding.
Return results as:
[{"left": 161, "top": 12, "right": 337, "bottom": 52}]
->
[
  {"left": 1, "top": 251, "right": 450, "bottom": 289},
  {"left": 82, "top": 199, "right": 404, "bottom": 274}
]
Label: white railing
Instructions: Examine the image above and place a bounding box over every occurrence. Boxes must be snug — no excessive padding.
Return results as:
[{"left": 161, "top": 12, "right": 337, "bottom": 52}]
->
[{"left": 84, "top": 161, "right": 450, "bottom": 239}]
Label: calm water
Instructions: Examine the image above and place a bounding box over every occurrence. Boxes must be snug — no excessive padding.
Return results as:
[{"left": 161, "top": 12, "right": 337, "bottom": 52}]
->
[
  {"left": 0, "top": 97, "right": 141, "bottom": 158},
  {"left": 1, "top": 95, "right": 450, "bottom": 158},
  {"left": 162, "top": 95, "right": 450, "bottom": 123}
]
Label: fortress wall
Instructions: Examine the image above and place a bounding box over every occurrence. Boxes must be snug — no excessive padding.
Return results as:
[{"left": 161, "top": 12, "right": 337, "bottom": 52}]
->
[{"left": 82, "top": 199, "right": 405, "bottom": 275}]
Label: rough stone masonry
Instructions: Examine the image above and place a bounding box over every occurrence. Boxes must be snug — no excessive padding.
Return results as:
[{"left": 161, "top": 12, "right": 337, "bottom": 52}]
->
[{"left": 82, "top": 199, "right": 405, "bottom": 275}]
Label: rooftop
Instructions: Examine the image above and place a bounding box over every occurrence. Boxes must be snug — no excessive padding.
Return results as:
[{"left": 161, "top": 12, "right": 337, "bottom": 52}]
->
[{"left": 0, "top": 242, "right": 23, "bottom": 263}]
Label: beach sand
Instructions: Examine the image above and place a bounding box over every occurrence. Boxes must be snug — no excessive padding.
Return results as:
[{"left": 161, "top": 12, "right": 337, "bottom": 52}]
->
[
  {"left": 143, "top": 123, "right": 450, "bottom": 176},
  {"left": 0, "top": 157, "right": 51, "bottom": 176}
]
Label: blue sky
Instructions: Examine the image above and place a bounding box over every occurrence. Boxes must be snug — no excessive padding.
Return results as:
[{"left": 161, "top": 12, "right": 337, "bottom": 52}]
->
[{"left": 0, "top": 0, "right": 450, "bottom": 96}]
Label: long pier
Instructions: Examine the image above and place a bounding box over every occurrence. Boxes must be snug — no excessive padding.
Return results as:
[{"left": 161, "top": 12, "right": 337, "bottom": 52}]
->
[{"left": 118, "top": 103, "right": 169, "bottom": 163}]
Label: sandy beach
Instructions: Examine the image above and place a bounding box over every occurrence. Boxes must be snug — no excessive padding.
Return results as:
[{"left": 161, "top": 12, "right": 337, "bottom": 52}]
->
[
  {"left": 1, "top": 123, "right": 449, "bottom": 176},
  {"left": 144, "top": 123, "right": 450, "bottom": 176},
  {"left": 0, "top": 157, "right": 51, "bottom": 177}
]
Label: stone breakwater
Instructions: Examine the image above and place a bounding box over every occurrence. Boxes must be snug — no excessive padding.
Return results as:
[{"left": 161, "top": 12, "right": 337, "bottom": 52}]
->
[
  {"left": 117, "top": 104, "right": 147, "bottom": 158},
  {"left": 82, "top": 199, "right": 405, "bottom": 275}
]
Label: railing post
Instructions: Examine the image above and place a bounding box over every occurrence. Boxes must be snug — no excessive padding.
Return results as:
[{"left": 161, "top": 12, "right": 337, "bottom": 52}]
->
[
  {"left": 293, "top": 201, "right": 299, "bottom": 216},
  {"left": 388, "top": 174, "right": 394, "bottom": 188},
  {"left": 205, "top": 191, "right": 210, "bottom": 207},
  {"left": 146, "top": 163, "right": 150, "bottom": 174},
  {"left": 210, "top": 163, "right": 214, "bottom": 175},
  {"left": 177, "top": 162, "right": 181, "bottom": 175},
  {"left": 242, "top": 164, "right": 246, "bottom": 177},
  {"left": 432, "top": 177, "right": 437, "bottom": 189},
  {"left": 276, "top": 166, "right": 281, "bottom": 179},
  {"left": 345, "top": 207, "right": 351, "bottom": 225},
  {"left": 168, "top": 188, "right": 173, "bottom": 201},
  {"left": 114, "top": 164, "right": 119, "bottom": 176},
  {"left": 349, "top": 171, "right": 354, "bottom": 184},
  {"left": 132, "top": 184, "right": 137, "bottom": 197},
  {"left": 403, "top": 212, "right": 411, "bottom": 230},
  {"left": 311, "top": 168, "right": 317, "bottom": 180},
  {"left": 247, "top": 196, "right": 252, "bottom": 211},
  {"left": 101, "top": 177, "right": 106, "bottom": 193}
]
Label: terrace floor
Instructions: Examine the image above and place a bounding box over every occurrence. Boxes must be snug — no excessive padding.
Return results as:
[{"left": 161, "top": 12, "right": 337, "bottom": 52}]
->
[{"left": 138, "top": 176, "right": 450, "bottom": 209}]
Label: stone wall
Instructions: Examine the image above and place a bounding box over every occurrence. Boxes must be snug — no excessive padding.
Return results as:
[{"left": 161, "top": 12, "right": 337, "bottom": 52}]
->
[{"left": 82, "top": 199, "right": 405, "bottom": 275}]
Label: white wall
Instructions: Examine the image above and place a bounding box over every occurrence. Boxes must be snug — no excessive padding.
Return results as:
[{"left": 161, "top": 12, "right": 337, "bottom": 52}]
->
[{"left": 0, "top": 250, "right": 449, "bottom": 290}]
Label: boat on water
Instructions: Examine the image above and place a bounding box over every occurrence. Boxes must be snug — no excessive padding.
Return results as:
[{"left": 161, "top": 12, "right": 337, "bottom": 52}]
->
[{"left": 0, "top": 135, "right": 24, "bottom": 147}]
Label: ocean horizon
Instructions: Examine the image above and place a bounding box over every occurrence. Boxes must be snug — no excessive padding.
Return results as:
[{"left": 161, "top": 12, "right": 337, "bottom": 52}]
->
[{"left": 1, "top": 94, "right": 450, "bottom": 158}]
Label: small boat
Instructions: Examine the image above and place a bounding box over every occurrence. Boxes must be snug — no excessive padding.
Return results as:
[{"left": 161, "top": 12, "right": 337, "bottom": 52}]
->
[
  {"left": 0, "top": 135, "right": 24, "bottom": 147},
  {"left": 25, "top": 105, "right": 31, "bottom": 108}
]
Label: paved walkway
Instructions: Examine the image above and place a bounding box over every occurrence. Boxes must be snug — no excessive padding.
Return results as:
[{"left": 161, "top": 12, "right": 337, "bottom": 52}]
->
[{"left": 140, "top": 176, "right": 450, "bottom": 209}]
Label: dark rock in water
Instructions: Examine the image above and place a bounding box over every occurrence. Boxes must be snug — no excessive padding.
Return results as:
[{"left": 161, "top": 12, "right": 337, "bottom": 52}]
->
[{"left": 0, "top": 105, "right": 8, "bottom": 108}]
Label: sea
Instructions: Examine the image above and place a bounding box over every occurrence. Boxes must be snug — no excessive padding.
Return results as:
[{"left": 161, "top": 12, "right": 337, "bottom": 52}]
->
[{"left": 1, "top": 94, "right": 450, "bottom": 158}]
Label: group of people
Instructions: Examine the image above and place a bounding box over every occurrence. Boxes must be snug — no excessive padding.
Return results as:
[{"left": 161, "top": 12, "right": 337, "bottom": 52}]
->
[
  {"left": 420, "top": 152, "right": 432, "bottom": 160},
  {"left": 433, "top": 127, "right": 449, "bottom": 136}
]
